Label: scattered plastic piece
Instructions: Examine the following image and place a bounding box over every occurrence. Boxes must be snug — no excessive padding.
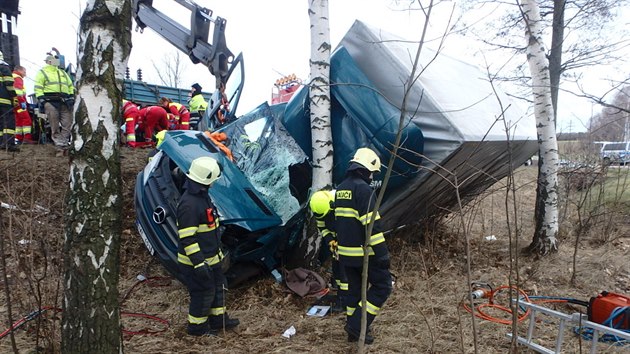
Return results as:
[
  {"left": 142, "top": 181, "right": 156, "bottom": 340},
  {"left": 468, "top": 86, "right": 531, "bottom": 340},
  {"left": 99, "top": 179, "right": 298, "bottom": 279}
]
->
[
  {"left": 282, "top": 325, "right": 296, "bottom": 338},
  {"left": 307, "top": 305, "right": 330, "bottom": 317}
]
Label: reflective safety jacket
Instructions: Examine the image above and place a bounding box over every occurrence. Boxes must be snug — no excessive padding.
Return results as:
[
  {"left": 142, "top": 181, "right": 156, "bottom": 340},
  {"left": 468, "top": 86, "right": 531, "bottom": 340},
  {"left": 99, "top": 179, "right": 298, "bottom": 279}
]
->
[
  {"left": 165, "top": 102, "right": 190, "bottom": 130},
  {"left": 0, "top": 61, "right": 16, "bottom": 106},
  {"left": 335, "top": 173, "right": 388, "bottom": 267},
  {"left": 176, "top": 181, "right": 223, "bottom": 270},
  {"left": 34, "top": 64, "right": 74, "bottom": 99},
  {"left": 189, "top": 93, "right": 208, "bottom": 114}
]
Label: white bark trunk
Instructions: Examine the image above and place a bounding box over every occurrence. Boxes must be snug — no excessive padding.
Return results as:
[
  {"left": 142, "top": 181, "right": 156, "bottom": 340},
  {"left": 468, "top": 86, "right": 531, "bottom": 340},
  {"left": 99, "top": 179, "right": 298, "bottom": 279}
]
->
[
  {"left": 299, "top": 0, "right": 333, "bottom": 264},
  {"left": 308, "top": 0, "right": 333, "bottom": 191},
  {"left": 521, "top": 0, "right": 560, "bottom": 254},
  {"left": 62, "top": 0, "right": 131, "bottom": 351}
]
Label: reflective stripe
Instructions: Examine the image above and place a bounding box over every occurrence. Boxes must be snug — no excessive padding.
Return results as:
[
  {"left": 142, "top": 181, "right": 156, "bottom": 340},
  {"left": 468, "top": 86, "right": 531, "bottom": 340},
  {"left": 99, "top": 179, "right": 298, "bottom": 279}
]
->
[
  {"left": 127, "top": 134, "right": 136, "bottom": 142},
  {"left": 210, "top": 307, "right": 225, "bottom": 316},
  {"left": 359, "top": 211, "right": 381, "bottom": 225},
  {"left": 177, "top": 253, "right": 193, "bottom": 266},
  {"left": 337, "top": 280, "right": 348, "bottom": 291},
  {"left": 316, "top": 220, "right": 326, "bottom": 228},
  {"left": 125, "top": 117, "right": 134, "bottom": 122},
  {"left": 188, "top": 314, "right": 207, "bottom": 324},
  {"left": 337, "top": 245, "right": 374, "bottom": 257},
  {"left": 184, "top": 243, "right": 201, "bottom": 256},
  {"left": 205, "top": 250, "right": 224, "bottom": 266},
  {"left": 178, "top": 226, "right": 198, "bottom": 238},
  {"left": 0, "top": 98, "right": 11, "bottom": 105},
  {"left": 369, "top": 232, "right": 385, "bottom": 246},
  {"left": 346, "top": 306, "right": 356, "bottom": 316},
  {"left": 335, "top": 207, "right": 359, "bottom": 219},
  {"left": 321, "top": 229, "right": 334, "bottom": 238},
  {"left": 363, "top": 300, "right": 381, "bottom": 315},
  {"left": 198, "top": 224, "right": 217, "bottom": 232}
]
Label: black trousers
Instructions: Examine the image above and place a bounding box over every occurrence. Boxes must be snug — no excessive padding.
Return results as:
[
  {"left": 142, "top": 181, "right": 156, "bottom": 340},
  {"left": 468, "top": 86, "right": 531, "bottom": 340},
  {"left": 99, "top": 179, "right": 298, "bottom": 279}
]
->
[
  {"left": 181, "top": 264, "right": 226, "bottom": 333},
  {"left": 0, "top": 105, "right": 16, "bottom": 148},
  {"left": 343, "top": 261, "right": 392, "bottom": 331}
]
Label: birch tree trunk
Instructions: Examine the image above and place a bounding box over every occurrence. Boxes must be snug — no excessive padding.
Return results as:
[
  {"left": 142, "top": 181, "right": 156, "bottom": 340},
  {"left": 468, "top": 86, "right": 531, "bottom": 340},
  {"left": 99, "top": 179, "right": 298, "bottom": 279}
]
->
[
  {"left": 300, "top": 0, "right": 333, "bottom": 263},
  {"left": 521, "top": 0, "right": 560, "bottom": 255},
  {"left": 61, "top": 0, "right": 132, "bottom": 352}
]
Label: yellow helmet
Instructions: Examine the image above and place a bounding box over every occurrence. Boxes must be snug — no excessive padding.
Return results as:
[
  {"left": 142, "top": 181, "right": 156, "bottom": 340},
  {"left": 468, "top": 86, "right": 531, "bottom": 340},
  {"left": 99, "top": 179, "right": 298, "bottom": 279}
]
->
[
  {"left": 187, "top": 156, "right": 222, "bottom": 185},
  {"left": 309, "top": 190, "right": 335, "bottom": 217},
  {"left": 350, "top": 148, "right": 381, "bottom": 172},
  {"left": 155, "top": 130, "right": 167, "bottom": 147}
]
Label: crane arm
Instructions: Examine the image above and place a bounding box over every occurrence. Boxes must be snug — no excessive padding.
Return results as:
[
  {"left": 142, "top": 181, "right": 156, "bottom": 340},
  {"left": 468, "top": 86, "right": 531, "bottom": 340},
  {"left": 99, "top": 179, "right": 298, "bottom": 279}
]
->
[{"left": 132, "top": 0, "right": 234, "bottom": 88}]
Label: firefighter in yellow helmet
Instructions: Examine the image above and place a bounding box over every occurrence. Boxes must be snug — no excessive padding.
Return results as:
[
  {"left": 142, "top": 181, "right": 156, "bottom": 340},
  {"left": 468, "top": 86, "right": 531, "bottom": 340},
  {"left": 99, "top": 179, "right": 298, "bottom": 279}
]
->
[
  {"left": 177, "top": 156, "right": 240, "bottom": 335},
  {"left": 335, "top": 147, "right": 390, "bottom": 345},
  {"left": 309, "top": 190, "right": 348, "bottom": 313}
]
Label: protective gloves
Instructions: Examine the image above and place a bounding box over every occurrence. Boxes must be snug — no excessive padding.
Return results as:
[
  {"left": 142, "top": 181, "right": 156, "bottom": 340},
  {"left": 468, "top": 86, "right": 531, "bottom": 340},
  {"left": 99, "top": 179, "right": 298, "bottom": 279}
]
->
[{"left": 328, "top": 240, "right": 339, "bottom": 260}]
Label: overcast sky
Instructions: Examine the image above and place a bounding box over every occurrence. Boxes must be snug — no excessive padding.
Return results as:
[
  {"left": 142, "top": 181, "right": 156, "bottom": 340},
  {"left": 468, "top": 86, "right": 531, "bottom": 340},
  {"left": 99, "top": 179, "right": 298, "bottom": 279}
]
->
[{"left": 12, "top": 0, "right": 628, "bottom": 133}]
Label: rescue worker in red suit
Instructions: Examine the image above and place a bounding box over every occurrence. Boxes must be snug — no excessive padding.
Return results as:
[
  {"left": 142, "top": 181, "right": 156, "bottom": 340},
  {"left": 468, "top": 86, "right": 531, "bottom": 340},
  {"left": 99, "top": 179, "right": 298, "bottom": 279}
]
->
[
  {"left": 12, "top": 65, "right": 34, "bottom": 144},
  {"left": 137, "top": 105, "right": 168, "bottom": 143},
  {"left": 335, "top": 148, "right": 391, "bottom": 345},
  {"left": 122, "top": 99, "right": 140, "bottom": 147},
  {"left": 177, "top": 156, "right": 240, "bottom": 336},
  {"left": 159, "top": 97, "right": 190, "bottom": 130}
]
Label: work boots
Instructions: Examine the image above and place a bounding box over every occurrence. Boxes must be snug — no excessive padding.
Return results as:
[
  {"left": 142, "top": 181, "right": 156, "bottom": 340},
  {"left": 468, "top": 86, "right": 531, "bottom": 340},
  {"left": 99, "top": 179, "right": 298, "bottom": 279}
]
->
[
  {"left": 344, "top": 323, "right": 374, "bottom": 345},
  {"left": 208, "top": 314, "right": 240, "bottom": 331},
  {"left": 187, "top": 322, "right": 217, "bottom": 336}
]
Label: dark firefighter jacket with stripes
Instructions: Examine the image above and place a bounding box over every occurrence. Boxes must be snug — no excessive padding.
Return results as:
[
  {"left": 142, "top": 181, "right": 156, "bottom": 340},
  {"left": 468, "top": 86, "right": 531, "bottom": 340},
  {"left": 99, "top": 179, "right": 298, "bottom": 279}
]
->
[
  {"left": 335, "top": 173, "right": 388, "bottom": 267},
  {"left": 176, "top": 181, "right": 223, "bottom": 269},
  {"left": 0, "top": 60, "right": 16, "bottom": 107},
  {"left": 316, "top": 210, "right": 336, "bottom": 247}
]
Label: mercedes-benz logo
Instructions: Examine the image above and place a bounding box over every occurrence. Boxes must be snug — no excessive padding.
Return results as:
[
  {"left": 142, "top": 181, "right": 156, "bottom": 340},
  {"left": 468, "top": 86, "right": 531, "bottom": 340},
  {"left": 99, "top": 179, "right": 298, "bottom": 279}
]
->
[{"left": 152, "top": 206, "right": 167, "bottom": 224}]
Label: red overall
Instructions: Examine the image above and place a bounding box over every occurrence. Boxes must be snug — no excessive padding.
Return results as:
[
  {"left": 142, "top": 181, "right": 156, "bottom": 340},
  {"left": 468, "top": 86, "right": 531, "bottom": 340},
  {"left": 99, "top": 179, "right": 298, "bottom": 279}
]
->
[
  {"left": 122, "top": 100, "right": 141, "bottom": 147},
  {"left": 165, "top": 102, "right": 191, "bottom": 130},
  {"left": 137, "top": 106, "right": 168, "bottom": 144},
  {"left": 12, "top": 72, "right": 33, "bottom": 143}
]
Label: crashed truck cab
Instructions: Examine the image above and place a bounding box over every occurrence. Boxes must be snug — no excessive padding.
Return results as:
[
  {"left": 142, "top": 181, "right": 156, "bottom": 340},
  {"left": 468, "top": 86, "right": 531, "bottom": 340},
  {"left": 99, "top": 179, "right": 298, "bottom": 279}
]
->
[
  {"left": 134, "top": 127, "right": 310, "bottom": 287},
  {"left": 134, "top": 19, "right": 538, "bottom": 289}
]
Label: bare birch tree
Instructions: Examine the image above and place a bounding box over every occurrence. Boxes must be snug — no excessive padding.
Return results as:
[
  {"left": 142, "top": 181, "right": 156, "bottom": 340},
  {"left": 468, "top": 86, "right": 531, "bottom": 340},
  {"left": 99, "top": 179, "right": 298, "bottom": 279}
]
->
[
  {"left": 300, "top": 0, "right": 333, "bottom": 263},
  {"left": 520, "top": 0, "right": 560, "bottom": 254},
  {"left": 61, "top": 0, "right": 132, "bottom": 352}
]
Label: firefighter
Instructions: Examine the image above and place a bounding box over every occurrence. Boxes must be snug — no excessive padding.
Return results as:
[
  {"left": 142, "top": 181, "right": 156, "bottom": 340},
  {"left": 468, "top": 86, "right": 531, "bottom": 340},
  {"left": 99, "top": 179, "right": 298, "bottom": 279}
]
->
[
  {"left": 122, "top": 99, "right": 140, "bottom": 147},
  {"left": 309, "top": 190, "right": 348, "bottom": 313},
  {"left": 177, "top": 156, "right": 240, "bottom": 336},
  {"left": 12, "top": 65, "right": 34, "bottom": 144},
  {"left": 0, "top": 51, "right": 18, "bottom": 152},
  {"left": 335, "top": 148, "right": 391, "bottom": 345},
  {"left": 188, "top": 83, "right": 207, "bottom": 130},
  {"left": 159, "top": 97, "right": 190, "bottom": 130},
  {"left": 34, "top": 51, "right": 75, "bottom": 156},
  {"left": 137, "top": 105, "right": 168, "bottom": 143}
]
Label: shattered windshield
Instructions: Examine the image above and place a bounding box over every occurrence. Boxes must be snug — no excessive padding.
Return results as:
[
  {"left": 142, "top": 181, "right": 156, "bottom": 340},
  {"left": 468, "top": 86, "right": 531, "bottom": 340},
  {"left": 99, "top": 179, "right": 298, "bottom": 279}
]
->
[{"left": 221, "top": 103, "right": 310, "bottom": 224}]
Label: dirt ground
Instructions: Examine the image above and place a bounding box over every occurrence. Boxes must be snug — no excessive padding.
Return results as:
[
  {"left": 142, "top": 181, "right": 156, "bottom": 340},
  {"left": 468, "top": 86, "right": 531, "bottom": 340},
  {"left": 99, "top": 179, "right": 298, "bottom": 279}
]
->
[{"left": 0, "top": 143, "right": 629, "bottom": 353}]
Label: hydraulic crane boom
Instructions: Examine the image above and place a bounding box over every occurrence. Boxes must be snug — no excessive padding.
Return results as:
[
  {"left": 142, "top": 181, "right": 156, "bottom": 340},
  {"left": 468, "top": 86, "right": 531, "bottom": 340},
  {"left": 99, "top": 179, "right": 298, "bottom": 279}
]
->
[{"left": 132, "top": 0, "right": 234, "bottom": 88}]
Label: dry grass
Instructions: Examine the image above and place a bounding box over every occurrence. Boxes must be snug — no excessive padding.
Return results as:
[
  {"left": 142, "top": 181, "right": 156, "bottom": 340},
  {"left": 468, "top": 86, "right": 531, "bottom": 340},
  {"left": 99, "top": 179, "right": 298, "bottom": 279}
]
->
[{"left": 0, "top": 145, "right": 628, "bottom": 353}]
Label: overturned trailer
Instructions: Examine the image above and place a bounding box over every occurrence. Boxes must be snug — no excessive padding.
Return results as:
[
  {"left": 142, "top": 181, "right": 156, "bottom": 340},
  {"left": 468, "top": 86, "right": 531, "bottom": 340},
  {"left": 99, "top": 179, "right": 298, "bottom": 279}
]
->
[{"left": 135, "top": 21, "right": 537, "bottom": 286}]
